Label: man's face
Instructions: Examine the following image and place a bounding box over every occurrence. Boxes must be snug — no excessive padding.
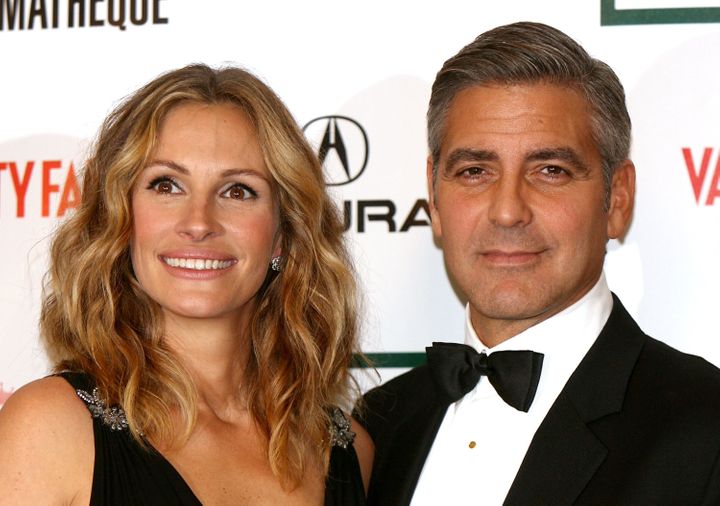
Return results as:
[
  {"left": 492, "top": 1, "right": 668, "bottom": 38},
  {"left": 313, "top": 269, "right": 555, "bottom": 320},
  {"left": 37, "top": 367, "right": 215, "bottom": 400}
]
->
[{"left": 429, "top": 83, "right": 634, "bottom": 346}]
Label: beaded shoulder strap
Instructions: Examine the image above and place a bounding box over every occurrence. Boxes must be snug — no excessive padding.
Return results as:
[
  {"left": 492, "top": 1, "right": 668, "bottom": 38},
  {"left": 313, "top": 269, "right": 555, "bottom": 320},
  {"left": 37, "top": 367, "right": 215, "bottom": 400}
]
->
[
  {"left": 76, "top": 387, "right": 129, "bottom": 432},
  {"left": 58, "top": 371, "right": 129, "bottom": 432},
  {"left": 328, "top": 407, "right": 356, "bottom": 449}
]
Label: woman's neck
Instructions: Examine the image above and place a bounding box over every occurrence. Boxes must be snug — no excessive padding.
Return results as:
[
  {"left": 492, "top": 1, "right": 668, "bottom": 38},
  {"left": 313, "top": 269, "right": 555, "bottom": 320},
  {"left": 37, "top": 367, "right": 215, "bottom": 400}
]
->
[{"left": 162, "top": 310, "right": 251, "bottom": 418}]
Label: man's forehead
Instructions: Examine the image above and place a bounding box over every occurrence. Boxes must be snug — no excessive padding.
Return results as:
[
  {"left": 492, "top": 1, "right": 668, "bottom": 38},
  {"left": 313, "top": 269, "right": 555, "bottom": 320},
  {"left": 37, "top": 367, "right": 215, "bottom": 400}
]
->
[
  {"left": 444, "top": 83, "right": 589, "bottom": 125},
  {"left": 439, "top": 83, "right": 596, "bottom": 160}
]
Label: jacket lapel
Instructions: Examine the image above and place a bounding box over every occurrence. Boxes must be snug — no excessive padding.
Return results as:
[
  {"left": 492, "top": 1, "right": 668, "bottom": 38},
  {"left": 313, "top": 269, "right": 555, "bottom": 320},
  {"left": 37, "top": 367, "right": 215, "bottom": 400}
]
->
[
  {"left": 383, "top": 402, "right": 449, "bottom": 505},
  {"left": 367, "top": 366, "right": 451, "bottom": 506},
  {"left": 505, "top": 295, "right": 647, "bottom": 504},
  {"left": 504, "top": 391, "right": 607, "bottom": 504}
]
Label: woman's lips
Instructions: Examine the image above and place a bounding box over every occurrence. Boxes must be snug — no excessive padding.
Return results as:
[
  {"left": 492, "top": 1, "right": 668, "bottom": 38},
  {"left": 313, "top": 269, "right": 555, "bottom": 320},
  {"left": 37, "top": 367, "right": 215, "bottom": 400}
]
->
[
  {"left": 160, "top": 256, "right": 234, "bottom": 270},
  {"left": 158, "top": 251, "right": 238, "bottom": 275}
]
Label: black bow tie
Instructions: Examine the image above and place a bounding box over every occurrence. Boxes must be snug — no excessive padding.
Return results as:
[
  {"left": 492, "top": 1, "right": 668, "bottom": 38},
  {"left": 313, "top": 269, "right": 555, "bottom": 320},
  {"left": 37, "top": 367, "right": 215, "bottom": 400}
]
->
[{"left": 426, "top": 342, "right": 544, "bottom": 412}]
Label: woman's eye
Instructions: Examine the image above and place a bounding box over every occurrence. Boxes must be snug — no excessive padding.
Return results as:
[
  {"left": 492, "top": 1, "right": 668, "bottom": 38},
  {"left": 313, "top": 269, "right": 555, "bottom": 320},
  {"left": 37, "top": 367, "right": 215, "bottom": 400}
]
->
[
  {"left": 222, "top": 184, "right": 257, "bottom": 200},
  {"left": 147, "top": 177, "right": 181, "bottom": 194}
]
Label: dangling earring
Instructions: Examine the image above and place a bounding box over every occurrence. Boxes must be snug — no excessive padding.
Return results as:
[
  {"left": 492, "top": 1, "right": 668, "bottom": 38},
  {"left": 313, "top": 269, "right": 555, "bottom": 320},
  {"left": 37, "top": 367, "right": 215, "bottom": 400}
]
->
[{"left": 270, "top": 256, "right": 283, "bottom": 272}]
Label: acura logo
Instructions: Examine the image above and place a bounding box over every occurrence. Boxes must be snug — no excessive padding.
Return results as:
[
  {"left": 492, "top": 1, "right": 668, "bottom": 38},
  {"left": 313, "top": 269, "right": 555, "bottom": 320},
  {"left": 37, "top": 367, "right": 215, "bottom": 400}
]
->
[{"left": 303, "top": 115, "right": 369, "bottom": 186}]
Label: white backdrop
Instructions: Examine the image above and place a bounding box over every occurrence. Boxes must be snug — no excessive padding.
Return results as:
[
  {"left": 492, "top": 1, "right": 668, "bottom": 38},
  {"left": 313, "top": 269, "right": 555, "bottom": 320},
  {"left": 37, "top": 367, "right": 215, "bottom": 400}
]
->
[{"left": 1, "top": 0, "right": 719, "bottom": 405}]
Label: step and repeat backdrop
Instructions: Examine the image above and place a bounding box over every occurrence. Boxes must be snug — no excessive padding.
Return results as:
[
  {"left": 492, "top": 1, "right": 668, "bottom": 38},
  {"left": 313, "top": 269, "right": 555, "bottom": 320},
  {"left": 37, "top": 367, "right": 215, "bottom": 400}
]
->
[{"left": 1, "top": 0, "right": 719, "bottom": 405}]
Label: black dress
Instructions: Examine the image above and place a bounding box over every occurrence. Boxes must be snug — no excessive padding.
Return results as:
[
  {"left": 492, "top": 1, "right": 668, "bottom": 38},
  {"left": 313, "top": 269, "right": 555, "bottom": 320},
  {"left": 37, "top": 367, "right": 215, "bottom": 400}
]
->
[{"left": 59, "top": 372, "right": 366, "bottom": 505}]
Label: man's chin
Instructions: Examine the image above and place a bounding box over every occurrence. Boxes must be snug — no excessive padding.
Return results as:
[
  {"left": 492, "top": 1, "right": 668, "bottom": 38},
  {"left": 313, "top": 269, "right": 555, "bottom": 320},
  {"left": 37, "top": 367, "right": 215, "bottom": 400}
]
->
[{"left": 467, "top": 288, "right": 554, "bottom": 325}]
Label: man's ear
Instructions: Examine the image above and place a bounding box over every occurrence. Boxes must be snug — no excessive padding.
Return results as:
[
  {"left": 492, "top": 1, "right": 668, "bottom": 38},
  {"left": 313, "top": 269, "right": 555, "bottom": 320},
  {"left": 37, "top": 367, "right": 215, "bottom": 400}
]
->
[
  {"left": 427, "top": 157, "right": 442, "bottom": 239},
  {"left": 607, "top": 160, "right": 635, "bottom": 240}
]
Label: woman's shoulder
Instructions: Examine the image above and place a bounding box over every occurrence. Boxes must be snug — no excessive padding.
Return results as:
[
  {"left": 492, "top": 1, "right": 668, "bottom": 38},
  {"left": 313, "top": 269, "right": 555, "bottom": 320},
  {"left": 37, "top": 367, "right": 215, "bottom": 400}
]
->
[
  {"left": 1, "top": 375, "right": 93, "bottom": 424},
  {"left": 0, "top": 376, "right": 94, "bottom": 504}
]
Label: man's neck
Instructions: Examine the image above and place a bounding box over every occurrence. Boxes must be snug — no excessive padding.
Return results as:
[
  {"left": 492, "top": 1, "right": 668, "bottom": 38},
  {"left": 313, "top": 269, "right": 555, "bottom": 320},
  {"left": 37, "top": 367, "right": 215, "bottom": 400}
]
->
[{"left": 468, "top": 274, "right": 607, "bottom": 348}]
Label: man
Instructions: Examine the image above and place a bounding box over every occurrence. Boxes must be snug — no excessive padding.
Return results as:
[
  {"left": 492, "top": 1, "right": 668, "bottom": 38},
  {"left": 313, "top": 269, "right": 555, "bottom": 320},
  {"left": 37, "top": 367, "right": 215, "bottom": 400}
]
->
[{"left": 360, "top": 22, "right": 720, "bottom": 505}]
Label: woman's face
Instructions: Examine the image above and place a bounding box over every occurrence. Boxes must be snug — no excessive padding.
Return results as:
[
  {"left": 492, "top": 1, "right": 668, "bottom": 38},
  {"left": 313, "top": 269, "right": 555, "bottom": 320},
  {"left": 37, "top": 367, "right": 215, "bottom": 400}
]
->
[{"left": 130, "top": 101, "right": 281, "bottom": 328}]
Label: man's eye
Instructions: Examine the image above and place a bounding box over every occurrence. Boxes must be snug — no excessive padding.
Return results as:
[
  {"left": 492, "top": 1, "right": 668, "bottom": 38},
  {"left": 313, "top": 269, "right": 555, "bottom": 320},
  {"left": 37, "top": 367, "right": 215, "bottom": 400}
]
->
[
  {"left": 460, "top": 167, "right": 485, "bottom": 177},
  {"left": 222, "top": 184, "right": 257, "bottom": 200},
  {"left": 541, "top": 165, "right": 568, "bottom": 177}
]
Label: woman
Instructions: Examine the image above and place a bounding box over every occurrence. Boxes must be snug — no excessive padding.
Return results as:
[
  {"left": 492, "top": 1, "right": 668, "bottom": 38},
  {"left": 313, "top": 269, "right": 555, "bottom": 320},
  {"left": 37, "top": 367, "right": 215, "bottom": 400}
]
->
[{"left": 0, "top": 64, "right": 372, "bottom": 505}]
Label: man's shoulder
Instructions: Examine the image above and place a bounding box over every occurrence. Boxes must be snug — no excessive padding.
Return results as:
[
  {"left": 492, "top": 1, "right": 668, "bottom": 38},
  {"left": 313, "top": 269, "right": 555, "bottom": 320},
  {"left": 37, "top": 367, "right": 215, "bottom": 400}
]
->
[
  {"left": 639, "top": 335, "right": 720, "bottom": 392},
  {"left": 367, "top": 364, "right": 433, "bottom": 395},
  {"left": 358, "top": 365, "right": 437, "bottom": 431},
  {"left": 603, "top": 296, "right": 720, "bottom": 411},
  {"left": 363, "top": 364, "right": 435, "bottom": 410},
  {"left": 627, "top": 334, "right": 720, "bottom": 425}
]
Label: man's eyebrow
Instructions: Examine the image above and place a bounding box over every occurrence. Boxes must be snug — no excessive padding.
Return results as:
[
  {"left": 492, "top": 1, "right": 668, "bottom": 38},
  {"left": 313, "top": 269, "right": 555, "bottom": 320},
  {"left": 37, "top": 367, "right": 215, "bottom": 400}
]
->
[
  {"left": 146, "top": 160, "right": 269, "bottom": 181},
  {"left": 444, "top": 148, "right": 499, "bottom": 174},
  {"left": 526, "top": 147, "right": 590, "bottom": 173}
]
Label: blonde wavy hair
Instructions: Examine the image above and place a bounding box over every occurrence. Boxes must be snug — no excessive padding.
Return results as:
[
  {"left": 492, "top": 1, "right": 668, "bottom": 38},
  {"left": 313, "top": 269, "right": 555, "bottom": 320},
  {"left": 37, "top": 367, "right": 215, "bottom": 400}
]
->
[{"left": 40, "top": 64, "right": 359, "bottom": 487}]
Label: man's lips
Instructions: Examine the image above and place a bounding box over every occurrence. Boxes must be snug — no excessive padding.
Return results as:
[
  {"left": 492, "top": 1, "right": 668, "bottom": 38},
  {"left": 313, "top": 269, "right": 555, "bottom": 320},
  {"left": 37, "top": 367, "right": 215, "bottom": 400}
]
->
[{"left": 480, "top": 249, "right": 545, "bottom": 265}]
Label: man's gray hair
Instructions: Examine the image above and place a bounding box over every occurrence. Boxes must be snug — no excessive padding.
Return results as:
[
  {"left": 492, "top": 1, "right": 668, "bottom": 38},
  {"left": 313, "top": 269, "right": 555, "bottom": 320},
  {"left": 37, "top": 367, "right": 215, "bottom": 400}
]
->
[{"left": 428, "top": 21, "right": 631, "bottom": 196}]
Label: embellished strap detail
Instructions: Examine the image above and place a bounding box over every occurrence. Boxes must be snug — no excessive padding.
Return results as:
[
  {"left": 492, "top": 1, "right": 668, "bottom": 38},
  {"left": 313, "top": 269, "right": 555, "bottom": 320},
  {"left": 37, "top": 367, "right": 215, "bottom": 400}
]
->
[
  {"left": 75, "top": 386, "right": 129, "bottom": 432},
  {"left": 56, "top": 371, "right": 130, "bottom": 432},
  {"left": 328, "top": 407, "right": 355, "bottom": 449}
]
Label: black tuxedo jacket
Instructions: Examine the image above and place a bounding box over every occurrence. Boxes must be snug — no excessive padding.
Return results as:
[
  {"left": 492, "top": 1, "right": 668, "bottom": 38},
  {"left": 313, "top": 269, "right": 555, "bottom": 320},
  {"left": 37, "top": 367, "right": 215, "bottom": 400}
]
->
[{"left": 360, "top": 296, "right": 720, "bottom": 505}]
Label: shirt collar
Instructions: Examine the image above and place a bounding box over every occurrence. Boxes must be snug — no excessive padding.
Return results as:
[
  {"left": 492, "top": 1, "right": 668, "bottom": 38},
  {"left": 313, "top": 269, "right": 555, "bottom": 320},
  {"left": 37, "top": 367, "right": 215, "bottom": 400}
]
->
[{"left": 459, "top": 273, "right": 613, "bottom": 409}]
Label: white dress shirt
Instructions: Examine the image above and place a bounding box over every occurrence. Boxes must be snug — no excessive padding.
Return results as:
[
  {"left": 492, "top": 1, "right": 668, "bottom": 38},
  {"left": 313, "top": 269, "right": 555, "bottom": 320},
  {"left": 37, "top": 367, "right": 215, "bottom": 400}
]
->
[{"left": 410, "top": 274, "right": 613, "bottom": 506}]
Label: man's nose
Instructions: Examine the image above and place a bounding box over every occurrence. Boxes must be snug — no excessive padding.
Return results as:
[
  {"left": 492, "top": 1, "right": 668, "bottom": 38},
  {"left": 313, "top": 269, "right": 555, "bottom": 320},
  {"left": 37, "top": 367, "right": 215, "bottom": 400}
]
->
[{"left": 487, "top": 175, "right": 532, "bottom": 228}]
